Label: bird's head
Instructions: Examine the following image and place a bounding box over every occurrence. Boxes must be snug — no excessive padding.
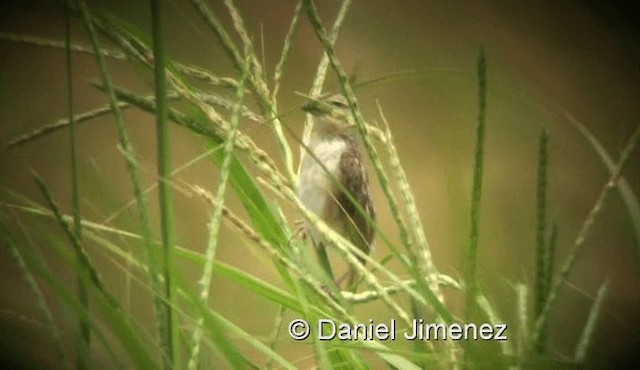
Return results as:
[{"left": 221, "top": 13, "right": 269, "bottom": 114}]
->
[{"left": 302, "top": 94, "right": 355, "bottom": 133}]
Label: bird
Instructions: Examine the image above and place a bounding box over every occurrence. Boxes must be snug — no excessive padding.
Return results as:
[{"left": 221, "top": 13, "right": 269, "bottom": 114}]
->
[{"left": 297, "top": 94, "right": 375, "bottom": 290}]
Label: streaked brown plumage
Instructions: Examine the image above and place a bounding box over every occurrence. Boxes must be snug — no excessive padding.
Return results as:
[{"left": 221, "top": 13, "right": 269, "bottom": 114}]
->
[{"left": 297, "top": 95, "right": 375, "bottom": 289}]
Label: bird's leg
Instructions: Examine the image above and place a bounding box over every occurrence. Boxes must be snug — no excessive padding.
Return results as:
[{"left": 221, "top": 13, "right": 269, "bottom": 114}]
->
[{"left": 293, "top": 219, "right": 307, "bottom": 240}]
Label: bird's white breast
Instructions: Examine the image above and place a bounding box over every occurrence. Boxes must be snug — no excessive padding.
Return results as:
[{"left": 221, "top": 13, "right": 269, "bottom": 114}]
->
[{"left": 297, "top": 134, "right": 347, "bottom": 241}]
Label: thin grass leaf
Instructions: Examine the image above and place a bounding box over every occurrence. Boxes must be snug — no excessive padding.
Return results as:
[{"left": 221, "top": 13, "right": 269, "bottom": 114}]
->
[
  {"left": 12, "top": 238, "right": 126, "bottom": 369},
  {"left": 179, "top": 288, "right": 297, "bottom": 370},
  {"left": 574, "top": 279, "right": 610, "bottom": 363},
  {"left": 533, "top": 123, "right": 640, "bottom": 347},
  {"left": 535, "top": 130, "right": 549, "bottom": 322},
  {"left": 0, "top": 222, "right": 70, "bottom": 370},
  {"left": 264, "top": 306, "right": 286, "bottom": 370},
  {"left": 32, "top": 172, "right": 108, "bottom": 296},
  {"left": 64, "top": 4, "right": 90, "bottom": 366},
  {"left": 75, "top": 1, "right": 168, "bottom": 365},
  {"left": 28, "top": 176, "right": 159, "bottom": 368}
]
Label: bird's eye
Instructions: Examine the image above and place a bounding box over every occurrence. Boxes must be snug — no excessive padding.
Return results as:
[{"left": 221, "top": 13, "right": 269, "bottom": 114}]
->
[{"left": 330, "top": 100, "right": 348, "bottom": 109}]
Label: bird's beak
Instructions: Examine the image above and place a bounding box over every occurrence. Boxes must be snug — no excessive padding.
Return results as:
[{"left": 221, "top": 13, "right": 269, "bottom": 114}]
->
[{"left": 302, "top": 99, "right": 331, "bottom": 116}]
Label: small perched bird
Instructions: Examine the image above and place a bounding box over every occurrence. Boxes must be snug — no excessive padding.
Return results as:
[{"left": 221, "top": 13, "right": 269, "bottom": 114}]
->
[{"left": 297, "top": 95, "right": 375, "bottom": 289}]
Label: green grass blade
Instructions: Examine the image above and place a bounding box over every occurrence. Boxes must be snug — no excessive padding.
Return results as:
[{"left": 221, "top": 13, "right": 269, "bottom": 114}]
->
[
  {"left": 64, "top": 4, "right": 90, "bottom": 367},
  {"left": 465, "top": 47, "right": 487, "bottom": 321},
  {"left": 75, "top": 2, "right": 167, "bottom": 363},
  {"left": 574, "top": 279, "right": 610, "bottom": 363},
  {"left": 534, "top": 130, "right": 549, "bottom": 323},
  {"left": 0, "top": 222, "right": 70, "bottom": 369},
  {"left": 30, "top": 174, "right": 159, "bottom": 368},
  {"left": 150, "top": 1, "right": 179, "bottom": 367},
  {"left": 179, "top": 288, "right": 297, "bottom": 370}
]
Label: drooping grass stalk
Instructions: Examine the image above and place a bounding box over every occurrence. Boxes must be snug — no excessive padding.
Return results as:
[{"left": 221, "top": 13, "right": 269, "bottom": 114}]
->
[
  {"left": 0, "top": 222, "right": 70, "bottom": 370},
  {"left": 75, "top": 0, "right": 167, "bottom": 364},
  {"left": 32, "top": 171, "right": 107, "bottom": 296},
  {"left": 150, "top": 0, "right": 179, "bottom": 368},
  {"left": 64, "top": 4, "right": 90, "bottom": 367},
  {"left": 465, "top": 47, "right": 487, "bottom": 321},
  {"left": 3, "top": 101, "right": 134, "bottom": 151},
  {"left": 0, "top": 32, "right": 240, "bottom": 88},
  {"left": 563, "top": 110, "right": 640, "bottom": 261},
  {"left": 574, "top": 279, "right": 610, "bottom": 363},
  {"left": 533, "top": 123, "right": 640, "bottom": 347},
  {"left": 534, "top": 129, "right": 549, "bottom": 322},
  {"left": 187, "top": 55, "right": 249, "bottom": 370}
]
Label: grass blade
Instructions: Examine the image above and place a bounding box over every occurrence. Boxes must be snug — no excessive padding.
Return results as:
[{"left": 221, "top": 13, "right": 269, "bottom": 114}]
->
[
  {"left": 150, "top": 0, "right": 179, "bottom": 367},
  {"left": 574, "top": 279, "right": 610, "bottom": 363},
  {"left": 0, "top": 222, "right": 70, "bottom": 369},
  {"left": 64, "top": 3, "right": 90, "bottom": 367},
  {"left": 535, "top": 130, "right": 549, "bottom": 323},
  {"left": 75, "top": 2, "right": 168, "bottom": 365},
  {"left": 563, "top": 110, "right": 640, "bottom": 260},
  {"left": 464, "top": 47, "right": 487, "bottom": 321}
]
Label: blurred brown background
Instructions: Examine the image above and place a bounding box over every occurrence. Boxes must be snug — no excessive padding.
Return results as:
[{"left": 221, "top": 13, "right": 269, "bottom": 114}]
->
[{"left": 1, "top": 0, "right": 639, "bottom": 367}]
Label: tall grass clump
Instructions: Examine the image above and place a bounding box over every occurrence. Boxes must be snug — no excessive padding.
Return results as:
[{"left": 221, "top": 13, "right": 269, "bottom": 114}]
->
[{"left": 1, "top": 0, "right": 639, "bottom": 368}]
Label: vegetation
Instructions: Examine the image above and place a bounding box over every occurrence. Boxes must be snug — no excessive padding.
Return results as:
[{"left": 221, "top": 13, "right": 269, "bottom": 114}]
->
[{"left": 1, "top": 1, "right": 639, "bottom": 368}]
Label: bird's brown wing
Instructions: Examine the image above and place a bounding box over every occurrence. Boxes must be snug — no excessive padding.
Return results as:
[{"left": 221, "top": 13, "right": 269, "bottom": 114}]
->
[{"left": 335, "top": 141, "right": 375, "bottom": 263}]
